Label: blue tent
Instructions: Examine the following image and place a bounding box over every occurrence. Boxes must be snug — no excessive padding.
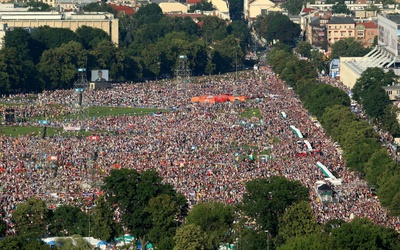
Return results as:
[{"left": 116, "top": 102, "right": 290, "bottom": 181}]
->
[
  {"left": 46, "top": 240, "right": 56, "bottom": 246},
  {"left": 97, "top": 240, "right": 108, "bottom": 247}
]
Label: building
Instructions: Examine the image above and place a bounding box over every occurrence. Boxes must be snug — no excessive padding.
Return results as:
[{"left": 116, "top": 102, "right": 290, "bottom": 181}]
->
[
  {"left": 244, "top": 0, "right": 282, "bottom": 21},
  {"left": 326, "top": 16, "right": 355, "bottom": 46},
  {"left": 355, "top": 20, "right": 378, "bottom": 48},
  {"left": 0, "top": 11, "right": 119, "bottom": 46},
  {"left": 340, "top": 14, "right": 400, "bottom": 88},
  {"left": 159, "top": 2, "right": 188, "bottom": 14}
]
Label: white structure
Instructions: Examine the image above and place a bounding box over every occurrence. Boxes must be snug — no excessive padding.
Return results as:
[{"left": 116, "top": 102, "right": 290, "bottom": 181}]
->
[{"left": 340, "top": 14, "right": 400, "bottom": 88}]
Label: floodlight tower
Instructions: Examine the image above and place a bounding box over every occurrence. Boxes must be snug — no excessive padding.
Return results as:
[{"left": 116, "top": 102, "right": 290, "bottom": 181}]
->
[
  {"left": 72, "top": 68, "right": 91, "bottom": 124},
  {"left": 174, "top": 55, "right": 191, "bottom": 84}
]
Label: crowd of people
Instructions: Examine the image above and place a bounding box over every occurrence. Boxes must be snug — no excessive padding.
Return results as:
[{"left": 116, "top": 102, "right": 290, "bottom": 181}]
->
[{"left": 0, "top": 65, "right": 399, "bottom": 236}]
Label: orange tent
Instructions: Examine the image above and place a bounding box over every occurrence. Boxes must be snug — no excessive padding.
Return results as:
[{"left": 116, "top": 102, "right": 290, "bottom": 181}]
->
[
  {"left": 214, "top": 95, "right": 229, "bottom": 103},
  {"left": 199, "top": 95, "right": 215, "bottom": 103},
  {"left": 191, "top": 96, "right": 200, "bottom": 102},
  {"left": 228, "top": 96, "right": 246, "bottom": 102}
]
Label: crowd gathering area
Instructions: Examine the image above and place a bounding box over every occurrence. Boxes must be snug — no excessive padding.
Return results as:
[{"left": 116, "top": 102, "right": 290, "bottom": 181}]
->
[{"left": 1, "top": 65, "right": 399, "bottom": 235}]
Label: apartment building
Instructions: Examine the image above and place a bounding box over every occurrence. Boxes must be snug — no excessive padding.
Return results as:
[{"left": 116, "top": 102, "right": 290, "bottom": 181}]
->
[
  {"left": 355, "top": 21, "right": 378, "bottom": 47},
  {"left": 326, "top": 16, "right": 355, "bottom": 45}
]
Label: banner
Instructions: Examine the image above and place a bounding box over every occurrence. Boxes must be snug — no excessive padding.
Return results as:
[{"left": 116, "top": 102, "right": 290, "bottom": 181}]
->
[{"left": 63, "top": 125, "right": 81, "bottom": 131}]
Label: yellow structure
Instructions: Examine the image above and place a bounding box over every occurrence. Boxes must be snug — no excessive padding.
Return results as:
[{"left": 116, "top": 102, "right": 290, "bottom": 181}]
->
[
  {"left": 159, "top": 2, "right": 188, "bottom": 14},
  {"left": 0, "top": 11, "right": 119, "bottom": 46}
]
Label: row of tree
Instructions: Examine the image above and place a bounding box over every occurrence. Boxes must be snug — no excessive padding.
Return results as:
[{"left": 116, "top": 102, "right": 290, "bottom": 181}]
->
[
  {"left": 266, "top": 46, "right": 400, "bottom": 216},
  {"left": 1, "top": 169, "right": 399, "bottom": 249},
  {"left": 1, "top": 4, "right": 250, "bottom": 93}
]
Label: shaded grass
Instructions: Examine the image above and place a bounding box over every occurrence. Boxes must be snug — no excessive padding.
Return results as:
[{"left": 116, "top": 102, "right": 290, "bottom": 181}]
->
[{"left": 240, "top": 108, "right": 262, "bottom": 119}]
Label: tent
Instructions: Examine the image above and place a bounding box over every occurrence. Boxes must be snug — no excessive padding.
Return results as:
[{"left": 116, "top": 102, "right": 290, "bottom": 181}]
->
[
  {"left": 191, "top": 96, "right": 200, "bottom": 102},
  {"left": 97, "top": 240, "right": 108, "bottom": 247},
  {"left": 228, "top": 96, "right": 246, "bottom": 102},
  {"left": 214, "top": 95, "right": 229, "bottom": 103}
]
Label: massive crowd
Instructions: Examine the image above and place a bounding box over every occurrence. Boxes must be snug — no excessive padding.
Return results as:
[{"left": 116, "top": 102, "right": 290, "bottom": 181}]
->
[{"left": 0, "top": 66, "right": 399, "bottom": 236}]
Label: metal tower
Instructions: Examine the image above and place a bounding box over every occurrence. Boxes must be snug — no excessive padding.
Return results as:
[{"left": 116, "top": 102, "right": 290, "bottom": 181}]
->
[
  {"left": 174, "top": 55, "right": 191, "bottom": 84},
  {"left": 72, "top": 68, "right": 91, "bottom": 124}
]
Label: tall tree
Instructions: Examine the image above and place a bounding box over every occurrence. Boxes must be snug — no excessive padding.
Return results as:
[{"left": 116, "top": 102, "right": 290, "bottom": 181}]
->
[
  {"left": 38, "top": 41, "right": 87, "bottom": 89},
  {"left": 282, "top": 0, "right": 304, "bottom": 15},
  {"left": 12, "top": 198, "right": 50, "bottom": 238},
  {"left": 173, "top": 224, "right": 206, "bottom": 250},
  {"left": 331, "top": 3, "right": 351, "bottom": 14},
  {"left": 189, "top": 0, "right": 215, "bottom": 13},
  {"left": 91, "top": 40, "right": 125, "bottom": 81},
  {"left": 296, "top": 41, "right": 312, "bottom": 58},
  {"left": 254, "top": 12, "right": 300, "bottom": 46},
  {"left": 228, "top": 0, "right": 244, "bottom": 20},
  {"left": 91, "top": 196, "right": 121, "bottom": 243},
  {"left": 241, "top": 177, "right": 309, "bottom": 236},
  {"left": 201, "top": 16, "right": 228, "bottom": 44},
  {"left": 331, "top": 37, "right": 370, "bottom": 58},
  {"left": 76, "top": 26, "right": 111, "bottom": 49},
  {"left": 186, "top": 202, "right": 235, "bottom": 249},
  {"left": 30, "top": 26, "right": 80, "bottom": 50},
  {"left": 330, "top": 218, "right": 400, "bottom": 249},
  {"left": 275, "top": 201, "right": 320, "bottom": 246},
  {"left": 48, "top": 205, "right": 89, "bottom": 237},
  {"left": 145, "top": 194, "right": 182, "bottom": 249},
  {"left": 102, "top": 169, "right": 187, "bottom": 249}
]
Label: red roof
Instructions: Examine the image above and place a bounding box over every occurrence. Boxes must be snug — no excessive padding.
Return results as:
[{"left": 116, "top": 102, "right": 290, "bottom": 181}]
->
[
  {"left": 109, "top": 4, "right": 135, "bottom": 16},
  {"left": 187, "top": 0, "right": 202, "bottom": 4},
  {"left": 302, "top": 8, "right": 315, "bottom": 13},
  {"left": 363, "top": 21, "right": 378, "bottom": 29},
  {"left": 166, "top": 13, "right": 204, "bottom": 20}
]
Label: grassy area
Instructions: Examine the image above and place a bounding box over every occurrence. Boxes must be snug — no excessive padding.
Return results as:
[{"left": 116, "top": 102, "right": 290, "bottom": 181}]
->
[
  {"left": 0, "top": 107, "right": 168, "bottom": 137},
  {"left": 87, "top": 107, "right": 167, "bottom": 118},
  {"left": 240, "top": 108, "right": 262, "bottom": 119}
]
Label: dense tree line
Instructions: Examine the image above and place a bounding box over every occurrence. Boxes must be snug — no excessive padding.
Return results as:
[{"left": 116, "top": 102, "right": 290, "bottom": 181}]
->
[
  {"left": 1, "top": 171, "right": 399, "bottom": 249},
  {"left": 0, "top": 3, "right": 250, "bottom": 94},
  {"left": 266, "top": 47, "right": 400, "bottom": 217}
]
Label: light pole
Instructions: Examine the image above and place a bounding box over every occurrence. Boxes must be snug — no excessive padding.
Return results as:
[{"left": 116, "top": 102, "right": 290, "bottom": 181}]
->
[{"left": 235, "top": 51, "right": 238, "bottom": 80}]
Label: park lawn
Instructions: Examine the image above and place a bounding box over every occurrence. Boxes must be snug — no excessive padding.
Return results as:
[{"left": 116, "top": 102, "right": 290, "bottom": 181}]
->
[
  {"left": 0, "top": 126, "right": 60, "bottom": 137},
  {"left": 240, "top": 108, "right": 262, "bottom": 119},
  {"left": 88, "top": 107, "right": 168, "bottom": 118}
]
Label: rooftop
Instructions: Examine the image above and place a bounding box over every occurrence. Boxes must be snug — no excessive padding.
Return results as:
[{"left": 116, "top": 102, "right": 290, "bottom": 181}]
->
[
  {"left": 386, "top": 14, "right": 400, "bottom": 24},
  {"left": 326, "top": 16, "right": 355, "bottom": 24}
]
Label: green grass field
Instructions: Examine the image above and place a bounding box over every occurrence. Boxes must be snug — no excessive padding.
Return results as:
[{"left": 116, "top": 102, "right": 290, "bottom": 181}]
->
[
  {"left": 240, "top": 108, "right": 262, "bottom": 119},
  {"left": 0, "top": 107, "right": 168, "bottom": 137}
]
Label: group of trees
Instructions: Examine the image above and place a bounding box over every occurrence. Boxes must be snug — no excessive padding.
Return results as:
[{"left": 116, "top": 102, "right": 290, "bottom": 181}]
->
[
  {"left": 1, "top": 3, "right": 250, "bottom": 93},
  {"left": 266, "top": 42, "right": 400, "bottom": 217},
  {"left": 1, "top": 171, "right": 399, "bottom": 249}
]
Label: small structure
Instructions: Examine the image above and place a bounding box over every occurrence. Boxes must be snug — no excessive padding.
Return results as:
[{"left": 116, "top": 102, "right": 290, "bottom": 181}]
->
[
  {"left": 315, "top": 181, "right": 334, "bottom": 203},
  {"left": 89, "top": 82, "right": 111, "bottom": 90}
]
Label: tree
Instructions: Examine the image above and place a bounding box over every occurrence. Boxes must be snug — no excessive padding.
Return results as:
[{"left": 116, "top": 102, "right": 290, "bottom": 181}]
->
[
  {"left": 241, "top": 177, "right": 309, "bottom": 236},
  {"left": 92, "top": 196, "right": 121, "bottom": 243},
  {"left": 330, "top": 217, "right": 400, "bottom": 249},
  {"left": 55, "top": 234, "right": 92, "bottom": 250},
  {"left": 76, "top": 26, "right": 111, "bottom": 49},
  {"left": 186, "top": 202, "right": 235, "bottom": 249},
  {"left": 26, "top": 0, "right": 51, "bottom": 11},
  {"left": 275, "top": 201, "right": 320, "bottom": 246},
  {"left": 133, "top": 3, "right": 163, "bottom": 26},
  {"left": 377, "top": 174, "right": 400, "bottom": 208},
  {"left": 255, "top": 12, "right": 300, "bottom": 46},
  {"left": 189, "top": 0, "right": 215, "bottom": 13},
  {"left": 201, "top": 16, "right": 228, "bottom": 44},
  {"left": 304, "top": 84, "right": 351, "bottom": 118},
  {"left": 380, "top": 105, "right": 400, "bottom": 136},
  {"left": 280, "top": 59, "right": 318, "bottom": 87},
  {"left": 266, "top": 49, "right": 296, "bottom": 75},
  {"left": 145, "top": 194, "right": 182, "bottom": 249},
  {"left": 0, "top": 48, "right": 26, "bottom": 93},
  {"left": 344, "top": 138, "right": 381, "bottom": 173},
  {"left": 91, "top": 40, "right": 125, "bottom": 81},
  {"left": 48, "top": 205, "right": 89, "bottom": 237},
  {"left": 0, "top": 236, "right": 51, "bottom": 250},
  {"left": 30, "top": 26, "right": 80, "bottom": 50},
  {"left": 331, "top": 3, "right": 351, "bottom": 14},
  {"left": 282, "top": 0, "right": 304, "bottom": 15},
  {"left": 83, "top": 2, "right": 117, "bottom": 15},
  {"left": 228, "top": 20, "right": 250, "bottom": 46},
  {"left": 213, "top": 35, "right": 244, "bottom": 73},
  {"left": 102, "top": 169, "right": 187, "bottom": 249},
  {"left": 228, "top": 0, "right": 244, "bottom": 20},
  {"left": 277, "top": 233, "right": 330, "bottom": 250},
  {"left": 12, "top": 197, "right": 50, "bottom": 238},
  {"left": 331, "top": 37, "right": 370, "bottom": 58},
  {"left": 0, "top": 216, "right": 6, "bottom": 237},
  {"left": 38, "top": 41, "right": 87, "bottom": 89},
  {"left": 296, "top": 41, "right": 312, "bottom": 58},
  {"left": 174, "top": 224, "right": 206, "bottom": 250}
]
